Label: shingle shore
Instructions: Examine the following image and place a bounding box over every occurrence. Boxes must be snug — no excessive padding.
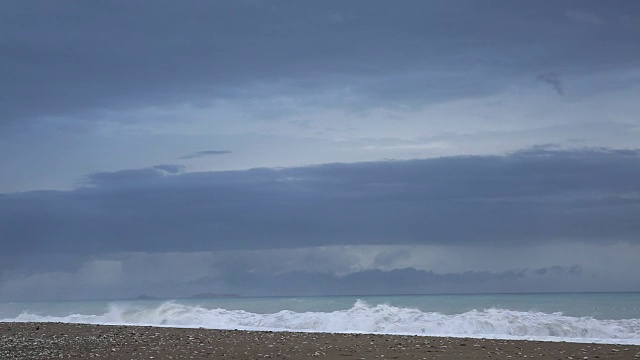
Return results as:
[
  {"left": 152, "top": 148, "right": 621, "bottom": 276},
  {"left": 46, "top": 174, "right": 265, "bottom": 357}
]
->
[{"left": 1, "top": 322, "right": 639, "bottom": 359}]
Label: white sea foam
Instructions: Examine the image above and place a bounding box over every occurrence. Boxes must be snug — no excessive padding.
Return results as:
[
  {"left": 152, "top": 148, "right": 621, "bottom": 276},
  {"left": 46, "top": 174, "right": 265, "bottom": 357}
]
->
[{"left": 4, "top": 300, "right": 640, "bottom": 344}]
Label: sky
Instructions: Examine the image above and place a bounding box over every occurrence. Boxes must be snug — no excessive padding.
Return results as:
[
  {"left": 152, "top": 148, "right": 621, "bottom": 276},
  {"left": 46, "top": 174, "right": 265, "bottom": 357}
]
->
[{"left": 1, "top": 0, "right": 640, "bottom": 301}]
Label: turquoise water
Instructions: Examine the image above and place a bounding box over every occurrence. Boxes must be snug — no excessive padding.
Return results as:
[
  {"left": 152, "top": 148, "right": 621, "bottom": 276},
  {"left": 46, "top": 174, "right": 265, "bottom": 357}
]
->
[{"left": 1, "top": 293, "right": 639, "bottom": 344}]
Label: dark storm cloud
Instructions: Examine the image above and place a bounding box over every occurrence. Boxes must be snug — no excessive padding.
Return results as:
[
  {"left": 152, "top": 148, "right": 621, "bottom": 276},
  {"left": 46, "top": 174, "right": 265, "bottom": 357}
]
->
[
  {"left": 178, "top": 150, "right": 232, "bottom": 160},
  {"left": 1, "top": 148, "right": 639, "bottom": 255},
  {"left": 2, "top": 0, "right": 639, "bottom": 125}
]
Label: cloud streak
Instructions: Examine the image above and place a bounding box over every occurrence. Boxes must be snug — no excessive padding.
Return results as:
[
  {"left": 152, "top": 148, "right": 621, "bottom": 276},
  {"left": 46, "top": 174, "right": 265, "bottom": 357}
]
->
[
  {"left": 537, "top": 73, "right": 565, "bottom": 95},
  {"left": 178, "top": 150, "right": 232, "bottom": 160}
]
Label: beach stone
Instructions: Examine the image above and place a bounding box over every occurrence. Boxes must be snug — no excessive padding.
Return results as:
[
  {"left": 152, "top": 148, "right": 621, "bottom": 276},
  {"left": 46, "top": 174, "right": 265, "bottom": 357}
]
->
[{"left": 1, "top": 322, "right": 640, "bottom": 360}]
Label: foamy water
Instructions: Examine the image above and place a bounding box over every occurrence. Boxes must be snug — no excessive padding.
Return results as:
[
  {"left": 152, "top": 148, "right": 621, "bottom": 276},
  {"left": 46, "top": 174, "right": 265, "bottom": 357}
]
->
[{"left": 2, "top": 294, "right": 640, "bottom": 344}]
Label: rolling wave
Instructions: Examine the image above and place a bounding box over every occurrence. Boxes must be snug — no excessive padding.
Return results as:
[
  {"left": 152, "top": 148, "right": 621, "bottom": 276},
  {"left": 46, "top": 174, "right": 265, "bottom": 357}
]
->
[{"left": 5, "top": 300, "right": 640, "bottom": 344}]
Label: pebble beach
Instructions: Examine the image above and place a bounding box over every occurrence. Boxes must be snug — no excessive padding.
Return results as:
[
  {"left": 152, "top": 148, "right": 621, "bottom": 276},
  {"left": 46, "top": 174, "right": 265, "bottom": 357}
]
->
[{"left": 2, "top": 322, "right": 640, "bottom": 359}]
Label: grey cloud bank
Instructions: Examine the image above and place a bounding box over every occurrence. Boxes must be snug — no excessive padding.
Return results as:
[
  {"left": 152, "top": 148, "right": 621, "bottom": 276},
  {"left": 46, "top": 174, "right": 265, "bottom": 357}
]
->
[
  {"left": 2, "top": 148, "right": 639, "bottom": 256},
  {"left": 2, "top": 0, "right": 639, "bottom": 125}
]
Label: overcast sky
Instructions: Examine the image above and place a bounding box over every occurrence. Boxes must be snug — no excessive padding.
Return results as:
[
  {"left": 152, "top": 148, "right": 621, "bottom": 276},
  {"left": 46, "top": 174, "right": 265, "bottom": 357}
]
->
[{"left": 1, "top": 1, "right": 640, "bottom": 301}]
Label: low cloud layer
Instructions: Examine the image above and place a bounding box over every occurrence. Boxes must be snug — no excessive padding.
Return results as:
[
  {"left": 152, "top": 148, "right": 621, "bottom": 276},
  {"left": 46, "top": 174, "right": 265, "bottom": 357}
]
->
[
  {"left": 0, "top": 252, "right": 616, "bottom": 301},
  {"left": 4, "top": 241, "right": 637, "bottom": 301},
  {"left": 3, "top": 238, "right": 639, "bottom": 301}
]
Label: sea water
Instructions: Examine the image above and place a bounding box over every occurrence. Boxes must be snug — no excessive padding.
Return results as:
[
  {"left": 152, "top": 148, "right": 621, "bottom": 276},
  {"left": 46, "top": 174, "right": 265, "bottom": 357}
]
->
[{"left": 1, "top": 293, "right": 639, "bottom": 344}]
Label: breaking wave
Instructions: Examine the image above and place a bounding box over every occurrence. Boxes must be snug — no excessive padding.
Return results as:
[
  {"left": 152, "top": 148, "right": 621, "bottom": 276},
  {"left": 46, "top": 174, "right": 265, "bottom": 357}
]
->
[{"left": 5, "top": 300, "right": 640, "bottom": 344}]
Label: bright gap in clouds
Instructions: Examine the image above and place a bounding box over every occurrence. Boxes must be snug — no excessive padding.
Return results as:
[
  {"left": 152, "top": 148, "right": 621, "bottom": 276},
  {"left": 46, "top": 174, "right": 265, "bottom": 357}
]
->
[{"left": 2, "top": 71, "right": 639, "bottom": 194}]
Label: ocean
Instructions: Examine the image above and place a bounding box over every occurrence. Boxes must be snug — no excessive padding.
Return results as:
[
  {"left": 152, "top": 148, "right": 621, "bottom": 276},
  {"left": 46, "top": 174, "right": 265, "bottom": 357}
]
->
[{"left": 1, "top": 293, "right": 639, "bottom": 344}]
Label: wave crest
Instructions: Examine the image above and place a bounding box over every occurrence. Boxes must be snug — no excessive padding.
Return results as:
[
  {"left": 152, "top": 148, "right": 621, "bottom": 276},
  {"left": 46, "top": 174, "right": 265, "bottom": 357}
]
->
[{"left": 5, "top": 299, "right": 640, "bottom": 344}]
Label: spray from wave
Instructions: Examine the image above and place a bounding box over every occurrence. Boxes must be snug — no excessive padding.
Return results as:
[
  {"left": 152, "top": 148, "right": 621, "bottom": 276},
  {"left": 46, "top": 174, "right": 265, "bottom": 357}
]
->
[{"left": 4, "top": 300, "right": 640, "bottom": 344}]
